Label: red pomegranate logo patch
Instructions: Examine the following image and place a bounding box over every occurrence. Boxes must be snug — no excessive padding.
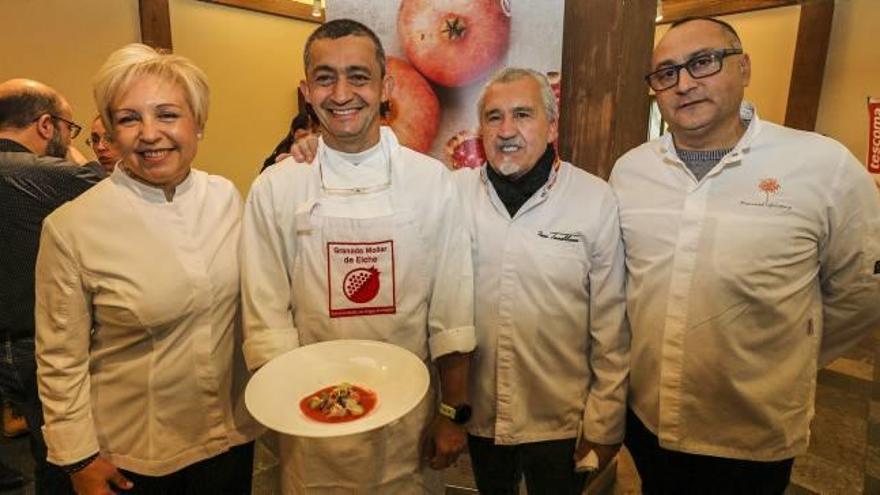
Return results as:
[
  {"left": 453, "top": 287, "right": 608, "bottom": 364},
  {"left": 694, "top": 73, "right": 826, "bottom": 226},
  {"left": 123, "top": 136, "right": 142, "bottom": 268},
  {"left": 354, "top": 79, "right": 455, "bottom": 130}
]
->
[{"left": 343, "top": 267, "right": 381, "bottom": 304}]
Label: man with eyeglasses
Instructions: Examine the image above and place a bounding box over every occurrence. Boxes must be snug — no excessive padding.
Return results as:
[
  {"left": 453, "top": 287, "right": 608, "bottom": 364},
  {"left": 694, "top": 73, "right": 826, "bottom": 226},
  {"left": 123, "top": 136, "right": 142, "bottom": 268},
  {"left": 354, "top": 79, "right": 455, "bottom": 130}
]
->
[
  {"left": 240, "top": 19, "right": 474, "bottom": 493},
  {"left": 609, "top": 17, "right": 880, "bottom": 493},
  {"left": 0, "top": 78, "right": 105, "bottom": 494}
]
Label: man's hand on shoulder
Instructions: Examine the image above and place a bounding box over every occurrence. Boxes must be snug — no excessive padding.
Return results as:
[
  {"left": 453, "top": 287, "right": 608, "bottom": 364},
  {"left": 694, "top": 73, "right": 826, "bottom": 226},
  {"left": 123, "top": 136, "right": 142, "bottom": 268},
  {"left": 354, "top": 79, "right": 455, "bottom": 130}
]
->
[{"left": 286, "top": 133, "right": 319, "bottom": 164}]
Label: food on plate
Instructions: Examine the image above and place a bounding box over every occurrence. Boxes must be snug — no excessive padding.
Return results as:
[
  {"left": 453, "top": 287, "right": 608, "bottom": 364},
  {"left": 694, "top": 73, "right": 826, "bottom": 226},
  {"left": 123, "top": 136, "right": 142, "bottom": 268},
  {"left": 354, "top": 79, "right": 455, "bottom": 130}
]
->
[
  {"left": 300, "top": 383, "right": 377, "bottom": 423},
  {"left": 398, "top": 0, "right": 511, "bottom": 87}
]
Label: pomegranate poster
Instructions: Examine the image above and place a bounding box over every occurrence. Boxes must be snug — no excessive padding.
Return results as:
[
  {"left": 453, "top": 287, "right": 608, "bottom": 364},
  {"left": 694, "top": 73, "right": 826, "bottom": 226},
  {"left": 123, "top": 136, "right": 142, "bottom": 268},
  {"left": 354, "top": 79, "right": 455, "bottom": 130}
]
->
[
  {"left": 869, "top": 97, "right": 880, "bottom": 189},
  {"left": 326, "top": 0, "right": 564, "bottom": 169}
]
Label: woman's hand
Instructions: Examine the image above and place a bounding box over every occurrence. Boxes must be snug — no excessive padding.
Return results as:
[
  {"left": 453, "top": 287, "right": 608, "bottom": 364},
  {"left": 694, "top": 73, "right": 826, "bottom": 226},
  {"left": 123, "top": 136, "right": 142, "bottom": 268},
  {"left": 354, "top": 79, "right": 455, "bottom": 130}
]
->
[{"left": 71, "top": 457, "right": 133, "bottom": 495}]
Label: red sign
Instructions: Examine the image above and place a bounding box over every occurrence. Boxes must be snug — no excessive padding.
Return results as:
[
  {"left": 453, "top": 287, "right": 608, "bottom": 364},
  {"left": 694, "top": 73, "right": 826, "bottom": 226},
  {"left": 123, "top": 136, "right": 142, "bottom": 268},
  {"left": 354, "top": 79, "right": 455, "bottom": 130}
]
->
[{"left": 869, "top": 98, "right": 880, "bottom": 174}]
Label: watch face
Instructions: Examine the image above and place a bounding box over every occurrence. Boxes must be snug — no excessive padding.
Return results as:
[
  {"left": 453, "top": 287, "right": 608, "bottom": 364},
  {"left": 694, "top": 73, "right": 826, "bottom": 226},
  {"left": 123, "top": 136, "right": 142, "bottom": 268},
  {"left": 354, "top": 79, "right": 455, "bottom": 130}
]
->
[{"left": 454, "top": 404, "right": 472, "bottom": 424}]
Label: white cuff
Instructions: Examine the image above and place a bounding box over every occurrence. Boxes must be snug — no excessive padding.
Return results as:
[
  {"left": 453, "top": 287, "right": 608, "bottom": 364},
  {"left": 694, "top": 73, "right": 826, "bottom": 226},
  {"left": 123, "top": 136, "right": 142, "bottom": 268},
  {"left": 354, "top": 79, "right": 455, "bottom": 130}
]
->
[
  {"left": 581, "top": 399, "right": 625, "bottom": 445},
  {"left": 243, "top": 328, "right": 300, "bottom": 371},
  {"left": 43, "top": 418, "right": 101, "bottom": 466},
  {"left": 428, "top": 325, "right": 476, "bottom": 361}
]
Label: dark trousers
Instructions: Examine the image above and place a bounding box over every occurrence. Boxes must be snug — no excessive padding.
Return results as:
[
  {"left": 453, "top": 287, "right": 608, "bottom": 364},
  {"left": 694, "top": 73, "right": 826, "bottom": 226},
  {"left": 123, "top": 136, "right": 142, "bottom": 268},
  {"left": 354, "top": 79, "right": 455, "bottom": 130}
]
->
[
  {"left": 0, "top": 335, "right": 72, "bottom": 494},
  {"left": 119, "top": 441, "right": 255, "bottom": 494},
  {"left": 625, "top": 409, "right": 793, "bottom": 495},
  {"left": 467, "top": 434, "right": 587, "bottom": 495}
]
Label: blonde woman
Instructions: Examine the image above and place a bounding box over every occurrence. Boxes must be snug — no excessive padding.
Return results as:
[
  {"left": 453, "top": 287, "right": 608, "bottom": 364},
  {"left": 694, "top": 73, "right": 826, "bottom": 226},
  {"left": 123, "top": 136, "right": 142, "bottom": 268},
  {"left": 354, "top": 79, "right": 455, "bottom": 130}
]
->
[{"left": 35, "top": 44, "right": 259, "bottom": 494}]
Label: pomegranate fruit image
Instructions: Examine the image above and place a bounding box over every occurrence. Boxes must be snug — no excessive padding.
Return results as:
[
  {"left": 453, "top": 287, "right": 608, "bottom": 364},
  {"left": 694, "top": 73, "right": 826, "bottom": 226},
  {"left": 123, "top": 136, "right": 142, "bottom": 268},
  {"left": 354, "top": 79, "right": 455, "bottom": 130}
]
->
[
  {"left": 398, "top": 0, "right": 511, "bottom": 87},
  {"left": 445, "top": 130, "right": 486, "bottom": 169},
  {"left": 344, "top": 267, "right": 381, "bottom": 304},
  {"left": 384, "top": 56, "right": 440, "bottom": 152}
]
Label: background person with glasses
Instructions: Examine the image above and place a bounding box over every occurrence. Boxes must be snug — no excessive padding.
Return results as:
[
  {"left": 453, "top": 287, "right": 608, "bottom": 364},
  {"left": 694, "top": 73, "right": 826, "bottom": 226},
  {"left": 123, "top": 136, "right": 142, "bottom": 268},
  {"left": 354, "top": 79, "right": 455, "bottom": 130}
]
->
[
  {"left": 609, "top": 16, "right": 880, "bottom": 494},
  {"left": 86, "top": 115, "right": 121, "bottom": 173}
]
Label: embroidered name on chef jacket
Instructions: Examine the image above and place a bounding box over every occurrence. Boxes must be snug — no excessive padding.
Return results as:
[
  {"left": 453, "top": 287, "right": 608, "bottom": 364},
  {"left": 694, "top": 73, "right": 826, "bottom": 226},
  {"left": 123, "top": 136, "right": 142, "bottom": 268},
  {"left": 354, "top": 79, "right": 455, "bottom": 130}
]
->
[
  {"left": 327, "top": 241, "right": 396, "bottom": 318},
  {"left": 537, "top": 230, "right": 581, "bottom": 243}
]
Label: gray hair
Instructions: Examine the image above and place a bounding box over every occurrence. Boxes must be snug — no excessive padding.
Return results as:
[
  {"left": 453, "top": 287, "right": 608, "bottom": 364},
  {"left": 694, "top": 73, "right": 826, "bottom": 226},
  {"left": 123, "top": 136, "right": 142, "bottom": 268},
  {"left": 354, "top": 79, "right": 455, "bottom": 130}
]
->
[{"left": 476, "top": 67, "right": 558, "bottom": 123}]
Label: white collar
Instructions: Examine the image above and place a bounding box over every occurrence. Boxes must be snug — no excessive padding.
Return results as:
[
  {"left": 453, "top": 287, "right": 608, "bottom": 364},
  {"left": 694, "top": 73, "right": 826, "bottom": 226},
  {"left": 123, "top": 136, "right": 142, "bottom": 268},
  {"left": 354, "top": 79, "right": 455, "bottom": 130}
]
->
[
  {"left": 319, "top": 130, "right": 392, "bottom": 191},
  {"left": 112, "top": 164, "right": 195, "bottom": 203}
]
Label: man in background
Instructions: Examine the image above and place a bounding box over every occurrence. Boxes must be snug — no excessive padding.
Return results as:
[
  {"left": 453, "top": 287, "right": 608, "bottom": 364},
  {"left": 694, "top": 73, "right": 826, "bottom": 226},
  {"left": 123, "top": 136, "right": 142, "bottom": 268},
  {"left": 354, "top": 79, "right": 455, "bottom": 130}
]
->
[{"left": 0, "top": 78, "right": 104, "bottom": 494}]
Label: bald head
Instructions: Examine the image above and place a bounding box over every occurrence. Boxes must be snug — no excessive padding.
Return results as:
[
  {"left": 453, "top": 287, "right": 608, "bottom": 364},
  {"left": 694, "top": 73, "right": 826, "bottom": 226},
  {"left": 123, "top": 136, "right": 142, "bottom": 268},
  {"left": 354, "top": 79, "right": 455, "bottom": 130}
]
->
[
  {"left": 0, "top": 79, "right": 74, "bottom": 157},
  {"left": 0, "top": 79, "right": 69, "bottom": 130}
]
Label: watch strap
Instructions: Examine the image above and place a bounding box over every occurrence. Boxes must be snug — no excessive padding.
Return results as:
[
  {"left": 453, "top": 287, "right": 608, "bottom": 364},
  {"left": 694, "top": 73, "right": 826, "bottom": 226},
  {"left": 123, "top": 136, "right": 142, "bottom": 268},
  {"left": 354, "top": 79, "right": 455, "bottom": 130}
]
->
[
  {"left": 62, "top": 452, "right": 99, "bottom": 475},
  {"left": 438, "top": 402, "right": 457, "bottom": 421}
]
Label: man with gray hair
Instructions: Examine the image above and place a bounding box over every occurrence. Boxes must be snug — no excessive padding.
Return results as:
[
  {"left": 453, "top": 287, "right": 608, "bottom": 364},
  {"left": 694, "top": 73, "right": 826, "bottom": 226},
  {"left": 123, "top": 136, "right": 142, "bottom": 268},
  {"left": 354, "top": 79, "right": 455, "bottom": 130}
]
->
[{"left": 453, "top": 67, "right": 629, "bottom": 493}]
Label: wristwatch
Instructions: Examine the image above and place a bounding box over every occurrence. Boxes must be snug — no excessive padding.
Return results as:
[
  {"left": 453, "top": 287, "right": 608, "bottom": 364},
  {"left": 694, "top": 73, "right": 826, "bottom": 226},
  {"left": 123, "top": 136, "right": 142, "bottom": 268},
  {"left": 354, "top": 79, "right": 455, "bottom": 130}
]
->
[{"left": 439, "top": 402, "right": 472, "bottom": 425}]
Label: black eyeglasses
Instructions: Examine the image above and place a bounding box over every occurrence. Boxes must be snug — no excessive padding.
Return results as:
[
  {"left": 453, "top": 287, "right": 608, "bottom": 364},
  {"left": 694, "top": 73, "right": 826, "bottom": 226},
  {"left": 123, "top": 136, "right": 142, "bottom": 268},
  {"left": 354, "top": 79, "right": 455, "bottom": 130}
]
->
[
  {"left": 48, "top": 114, "right": 82, "bottom": 139},
  {"left": 645, "top": 48, "right": 744, "bottom": 92}
]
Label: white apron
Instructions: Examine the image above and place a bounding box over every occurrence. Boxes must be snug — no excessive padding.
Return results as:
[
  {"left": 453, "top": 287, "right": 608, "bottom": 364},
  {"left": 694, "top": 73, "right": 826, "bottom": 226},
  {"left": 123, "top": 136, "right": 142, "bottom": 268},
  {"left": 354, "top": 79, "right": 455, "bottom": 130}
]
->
[{"left": 279, "top": 138, "right": 442, "bottom": 494}]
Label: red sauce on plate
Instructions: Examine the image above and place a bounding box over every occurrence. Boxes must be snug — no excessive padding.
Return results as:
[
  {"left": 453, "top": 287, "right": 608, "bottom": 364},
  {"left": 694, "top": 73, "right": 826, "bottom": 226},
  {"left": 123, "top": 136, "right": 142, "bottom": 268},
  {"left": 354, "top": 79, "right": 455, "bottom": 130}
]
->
[{"left": 299, "top": 384, "right": 377, "bottom": 423}]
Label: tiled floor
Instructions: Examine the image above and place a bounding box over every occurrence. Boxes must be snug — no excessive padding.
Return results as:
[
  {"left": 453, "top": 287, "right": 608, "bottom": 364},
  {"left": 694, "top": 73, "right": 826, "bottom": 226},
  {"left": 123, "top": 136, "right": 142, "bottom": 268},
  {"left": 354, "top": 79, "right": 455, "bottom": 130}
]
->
[{"left": 2, "top": 330, "right": 878, "bottom": 494}]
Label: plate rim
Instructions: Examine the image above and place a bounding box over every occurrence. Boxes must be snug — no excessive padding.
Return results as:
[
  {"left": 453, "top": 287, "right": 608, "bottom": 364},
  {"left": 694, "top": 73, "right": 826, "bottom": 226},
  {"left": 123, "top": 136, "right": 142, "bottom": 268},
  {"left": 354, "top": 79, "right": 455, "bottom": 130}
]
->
[{"left": 245, "top": 339, "right": 430, "bottom": 438}]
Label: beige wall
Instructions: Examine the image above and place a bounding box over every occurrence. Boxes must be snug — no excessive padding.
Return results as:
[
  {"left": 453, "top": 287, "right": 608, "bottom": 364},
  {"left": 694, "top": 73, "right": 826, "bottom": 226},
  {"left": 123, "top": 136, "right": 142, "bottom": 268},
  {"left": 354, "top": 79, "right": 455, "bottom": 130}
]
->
[
  {"left": 655, "top": 6, "right": 801, "bottom": 125},
  {"left": 816, "top": 0, "right": 880, "bottom": 174},
  {"left": 0, "top": 0, "right": 140, "bottom": 154},
  {"left": 169, "top": 0, "right": 317, "bottom": 195}
]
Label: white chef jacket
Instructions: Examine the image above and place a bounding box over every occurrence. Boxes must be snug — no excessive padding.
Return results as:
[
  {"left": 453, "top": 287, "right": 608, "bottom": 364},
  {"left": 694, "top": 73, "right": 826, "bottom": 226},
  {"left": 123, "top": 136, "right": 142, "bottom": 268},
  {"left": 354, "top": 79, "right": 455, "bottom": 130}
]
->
[
  {"left": 240, "top": 127, "right": 475, "bottom": 367},
  {"left": 35, "top": 168, "right": 260, "bottom": 475},
  {"left": 609, "top": 106, "right": 880, "bottom": 461},
  {"left": 240, "top": 127, "right": 475, "bottom": 493},
  {"left": 455, "top": 162, "right": 629, "bottom": 446}
]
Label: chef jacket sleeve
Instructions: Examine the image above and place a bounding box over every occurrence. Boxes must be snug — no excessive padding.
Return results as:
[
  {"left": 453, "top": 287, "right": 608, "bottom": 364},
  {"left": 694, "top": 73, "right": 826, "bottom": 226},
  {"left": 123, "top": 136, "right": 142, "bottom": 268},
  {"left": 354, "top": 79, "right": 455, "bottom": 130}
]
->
[
  {"left": 240, "top": 173, "right": 300, "bottom": 370},
  {"left": 35, "top": 217, "right": 101, "bottom": 465},
  {"left": 818, "top": 148, "right": 880, "bottom": 367},
  {"left": 581, "top": 186, "right": 630, "bottom": 445},
  {"left": 426, "top": 171, "right": 476, "bottom": 360}
]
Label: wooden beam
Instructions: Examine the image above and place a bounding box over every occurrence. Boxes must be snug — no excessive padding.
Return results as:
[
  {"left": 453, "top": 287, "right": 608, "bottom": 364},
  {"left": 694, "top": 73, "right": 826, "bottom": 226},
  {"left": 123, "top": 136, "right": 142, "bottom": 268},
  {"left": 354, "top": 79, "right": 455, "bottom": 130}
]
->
[
  {"left": 559, "top": 0, "right": 656, "bottom": 180},
  {"left": 197, "top": 0, "right": 324, "bottom": 23},
  {"left": 784, "top": 0, "right": 834, "bottom": 131},
  {"left": 657, "top": 0, "right": 800, "bottom": 25},
  {"left": 139, "top": 0, "right": 173, "bottom": 51}
]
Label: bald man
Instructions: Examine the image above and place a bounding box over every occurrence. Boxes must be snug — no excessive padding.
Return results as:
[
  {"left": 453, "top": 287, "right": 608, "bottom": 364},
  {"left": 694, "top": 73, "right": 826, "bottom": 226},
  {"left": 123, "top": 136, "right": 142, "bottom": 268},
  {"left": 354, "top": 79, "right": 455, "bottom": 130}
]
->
[{"left": 0, "top": 78, "right": 105, "bottom": 494}]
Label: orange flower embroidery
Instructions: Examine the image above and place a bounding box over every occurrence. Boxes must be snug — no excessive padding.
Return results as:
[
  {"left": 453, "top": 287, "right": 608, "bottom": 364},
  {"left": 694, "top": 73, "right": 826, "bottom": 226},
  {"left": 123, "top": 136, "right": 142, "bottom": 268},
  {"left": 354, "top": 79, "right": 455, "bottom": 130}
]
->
[{"left": 758, "top": 178, "right": 781, "bottom": 204}]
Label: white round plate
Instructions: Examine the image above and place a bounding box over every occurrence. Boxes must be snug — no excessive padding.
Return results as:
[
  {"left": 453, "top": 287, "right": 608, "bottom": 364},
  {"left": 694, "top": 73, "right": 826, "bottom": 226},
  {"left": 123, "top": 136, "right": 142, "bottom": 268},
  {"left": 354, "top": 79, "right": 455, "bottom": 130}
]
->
[{"left": 245, "top": 340, "right": 429, "bottom": 438}]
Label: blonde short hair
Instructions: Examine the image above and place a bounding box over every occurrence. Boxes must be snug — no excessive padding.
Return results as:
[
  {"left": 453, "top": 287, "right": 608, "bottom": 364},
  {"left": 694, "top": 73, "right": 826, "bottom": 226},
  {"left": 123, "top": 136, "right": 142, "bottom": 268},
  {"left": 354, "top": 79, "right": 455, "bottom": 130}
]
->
[{"left": 93, "top": 43, "right": 209, "bottom": 130}]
